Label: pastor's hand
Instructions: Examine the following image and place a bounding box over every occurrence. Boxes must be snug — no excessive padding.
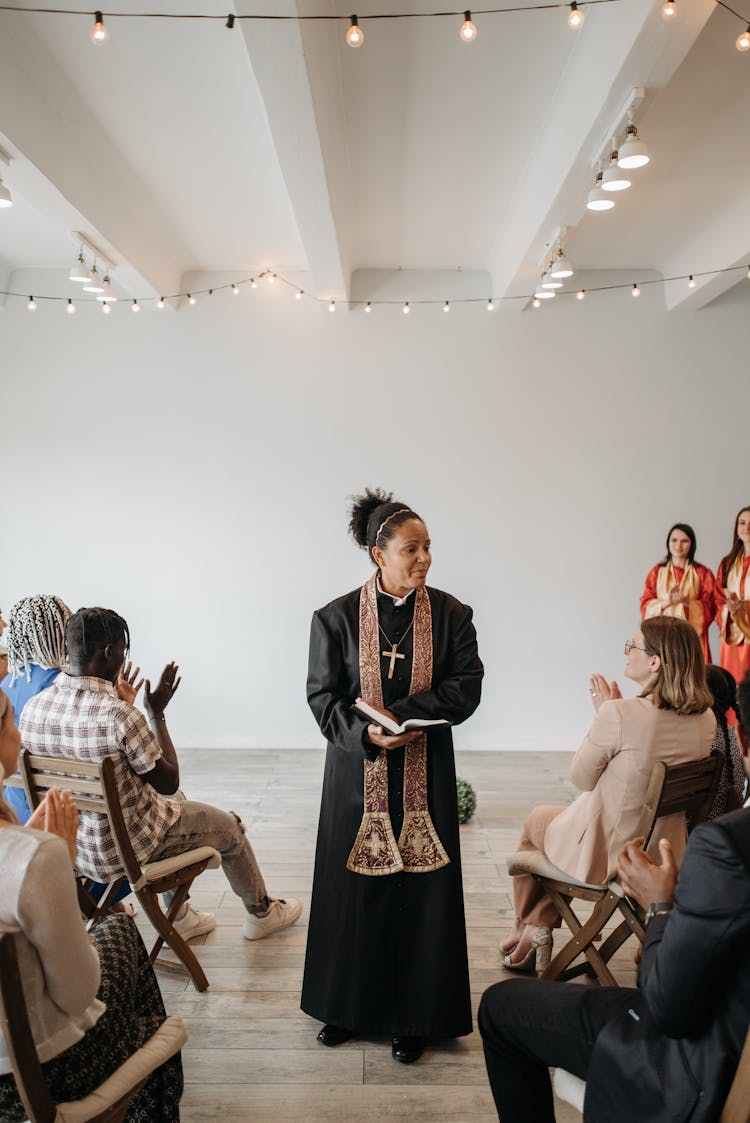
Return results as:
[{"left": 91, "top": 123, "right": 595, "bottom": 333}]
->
[{"left": 365, "top": 723, "right": 420, "bottom": 751}]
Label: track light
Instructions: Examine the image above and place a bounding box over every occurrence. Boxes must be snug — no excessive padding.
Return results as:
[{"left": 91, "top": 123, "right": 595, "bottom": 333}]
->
[
  {"left": 534, "top": 288, "right": 555, "bottom": 300},
  {"left": 737, "top": 25, "right": 750, "bottom": 51},
  {"left": 27, "top": 296, "right": 37, "bottom": 311},
  {"left": 66, "top": 298, "right": 76, "bottom": 314},
  {"left": 587, "top": 170, "right": 615, "bottom": 211},
  {"left": 459, "top": 11, "right": 477, "bottom": 41},
  {"left": 91, "top": 10, "right": 108, "bottom": 43},
  {"left": 617, "top": 121, "right": 650, "bottom": 169},
  {"left": 601, "top": 150, "right": 631, "bottom": 192},
  {"left": 549, "top": 250, "right": 574, "bottom": 279},
  {"left": 541, "top": 271, "right": 563, "bottom": 290},
  {"left": 632, "top": 283, "right": 641, "bottom": 297},
  {"left": 346, "top": 15, "right": 364, "bottom": 47},
  {"left": 96, "top": 276, "right": 117, "bottom": 303},
  {"left": 568, "top": 2, "right": 584, "bottom": 29},
  {"left": 662, "top": 0, "right": 676, "bottom": 18},
  {"left": 83, "top": 263, "right": 104, "bottom": 293},
  {"left": 0, "top": 177, "right": 11, "bottom": 208},
  {"left": 69, "top": 250, "right": 91, "bottom": 284}
]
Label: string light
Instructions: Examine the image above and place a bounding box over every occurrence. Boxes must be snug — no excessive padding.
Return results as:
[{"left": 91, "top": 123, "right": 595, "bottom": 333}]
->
[
  {"left": 328, "top": 299, "right": 336, "bottom": 312},
  {"left": 250, "top": 277, "right": 257, "bottom": 288},
  {"left": 91, "top": 10, "right": 108, "bottom": 43},
  {"left": 662, "top": 0, "right": 676, "bottom": 18},
  {"left": 232, "top": 283, "right": 239, "bottom": 295},
  {"left": 532, "top": 297, "right": 542, "bottom": 308},
  {"left": 576, "top": 289, "right": 586, "bottom": 301},
  {"left": 66, "top": 298, "right": 76, "bottom": 314},
  {"left": 157, "top": 297, "right": 165, "bottom": 308},
  {"left": 296, "top": 290, "right": 304, "bottom": 300},
  {"left": 266, "top": 271, "right": 275, "bottom": 284},
  {"left": 459, "top": 11, "right": 477, "bottom": 41},
  {"left": 365, "top": 302, "right": 371, "bottom": 312},
  {"left": 737, "top": 25, "right": 750, "bottom": 50},
  {"left": 632, "top": 283, "right": 641, "bottom": 297},
  {"left": 486, "top": 299, "right": 496, "bottom": 310},
  {"left": 688, "top": 274, "right": 696, "bottom": 288},
  {"left": 188, "top": 293, "right": 196, "bottom": 304},
  {"left": 443, "top": 300, "right": 450, "bottom": 312},
  {"left": 568, "top": 2, "right": 584, "bottom": 29},
  {"left": 101, "top": 301, "right": 111, "bottom": 314},
  {"left": 226, "top": 13, "right": 235, "bottom": 29},
  {"left": 346, "top": 15, "right": 364, "bottom": 47},
  {"left": 132, "top": 299, "right": 140, "bottom": 312},
  {"left": 403, "top": 301, "right": 410, "bottom": 314},
  {"left": 27, "top": 296, "right": 37, "bottom": 311}
]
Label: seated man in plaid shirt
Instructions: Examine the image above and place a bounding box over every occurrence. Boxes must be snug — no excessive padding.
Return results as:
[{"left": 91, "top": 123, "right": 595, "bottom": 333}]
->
[{"left": 19, "top": 607, "right": 302, "bottom": 942}]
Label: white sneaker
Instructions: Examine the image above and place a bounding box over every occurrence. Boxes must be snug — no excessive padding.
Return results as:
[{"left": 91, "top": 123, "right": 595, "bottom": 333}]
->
[
  {"left": 243, "top": 897, "right": 303, "bottom": 941},
  {"left": 171, "top": 904, "right": 216, "bottom": 940}
]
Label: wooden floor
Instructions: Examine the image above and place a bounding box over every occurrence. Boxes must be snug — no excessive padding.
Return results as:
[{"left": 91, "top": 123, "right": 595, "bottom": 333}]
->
[{"left": 135, "top": 749, "right": 636, "bottom": 1122}]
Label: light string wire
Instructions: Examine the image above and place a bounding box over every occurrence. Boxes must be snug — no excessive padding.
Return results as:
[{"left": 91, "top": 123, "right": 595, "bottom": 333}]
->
[{"left": 4, "top": 262, "right": 749, "bottom": 309}]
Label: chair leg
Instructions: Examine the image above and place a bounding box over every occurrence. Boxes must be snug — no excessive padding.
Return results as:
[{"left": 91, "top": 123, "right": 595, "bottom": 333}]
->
[
  {"left": 542, "top": 889, "right": 620, "bottom": 986},
  {"left": 137, "top": 886, "right": 210, "bottom": 993}
]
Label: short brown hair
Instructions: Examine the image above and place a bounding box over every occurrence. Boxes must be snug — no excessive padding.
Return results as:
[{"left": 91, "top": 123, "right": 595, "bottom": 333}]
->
[{"left": 640, "top": 616, "right": 712, "bottom": 714}]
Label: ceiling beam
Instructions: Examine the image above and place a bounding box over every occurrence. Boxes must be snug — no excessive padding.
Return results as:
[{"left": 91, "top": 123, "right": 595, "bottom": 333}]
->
[
  {"left": 489, "top": 0, "right": 715, "bottom": 307},
  {"left": 234, "top": 0, "right": 350, "bottom": 300}
]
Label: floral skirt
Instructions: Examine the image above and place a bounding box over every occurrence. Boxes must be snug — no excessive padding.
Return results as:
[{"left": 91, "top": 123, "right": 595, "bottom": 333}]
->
[{"left": 0, "top": 914, "right": 182, "bottom": 1122}]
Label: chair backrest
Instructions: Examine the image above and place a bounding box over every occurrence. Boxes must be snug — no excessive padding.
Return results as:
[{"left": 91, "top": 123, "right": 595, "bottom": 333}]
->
[
  {"left": 0, "top": 927, "right": 57, "bottom": 1123},
  {"left": 641, "top": 751, "right": 722, "bottom": 852}
]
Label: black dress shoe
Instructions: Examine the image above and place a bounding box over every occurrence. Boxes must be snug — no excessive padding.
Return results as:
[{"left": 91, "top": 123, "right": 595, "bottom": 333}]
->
[
  {"left": 391, "top": 1035, "right": 424, "bottom": 1064},
  {"left": 317, "top": 1024, "right": 352, "bottom": 1047}
]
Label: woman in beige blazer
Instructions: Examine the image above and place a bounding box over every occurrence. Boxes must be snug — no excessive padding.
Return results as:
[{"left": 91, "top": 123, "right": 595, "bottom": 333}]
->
[{"left": 502, "top": 616, "right": 716, "bottom": 972}]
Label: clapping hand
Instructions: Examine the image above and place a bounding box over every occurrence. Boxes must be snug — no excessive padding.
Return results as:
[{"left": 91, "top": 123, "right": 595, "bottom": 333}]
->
[
  {"left": 116, "top": 660, "right": 144, "bottom": 706},
  {"left": 617, "top": 836, "right": 677, "bottom": 911},
  {"left": 144, "top": 662, "right": 181, "bottom": 719},
  {"left": 668, "top": 587, "right": 688, "bottom": 606},
  {"left": 27, "top": 788, "right": 79, "bottom": 868},
  {"left": 589, "top": 673, "right": 622, "bottom": 712},
  {"left": 727, "top": 592, "right": 743, "bottom": 616}
]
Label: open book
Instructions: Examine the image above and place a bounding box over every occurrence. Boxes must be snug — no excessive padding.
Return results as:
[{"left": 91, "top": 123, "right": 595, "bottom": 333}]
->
[{"left": 355, "top": 698, "right": 451, "bottom": 736}]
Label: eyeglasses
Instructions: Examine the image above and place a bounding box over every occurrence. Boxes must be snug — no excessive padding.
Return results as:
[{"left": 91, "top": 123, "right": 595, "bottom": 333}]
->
[{"left": 624, "top": 639, "right": 652, "bottom": 655}]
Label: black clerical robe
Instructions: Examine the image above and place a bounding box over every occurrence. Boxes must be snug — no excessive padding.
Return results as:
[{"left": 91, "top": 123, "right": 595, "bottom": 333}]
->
[{"left": 301, "top": 583, "right": 483, "bottom": 1037}]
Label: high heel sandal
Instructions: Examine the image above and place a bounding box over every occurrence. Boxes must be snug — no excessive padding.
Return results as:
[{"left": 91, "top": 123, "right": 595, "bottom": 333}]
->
[{"left": 502, "top": 926, "right": 552, "bottom": 975}]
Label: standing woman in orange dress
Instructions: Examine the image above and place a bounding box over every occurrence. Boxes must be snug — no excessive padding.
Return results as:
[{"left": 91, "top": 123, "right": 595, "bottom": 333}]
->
[
  {"left": 640, "top": 523, "right": 715, "bottom": 664},
  {"left": 715, "top": 506, "right": 750, "bottom": 687}
]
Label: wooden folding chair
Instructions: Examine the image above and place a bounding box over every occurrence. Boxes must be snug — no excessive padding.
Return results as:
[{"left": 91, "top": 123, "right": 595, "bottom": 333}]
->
[
  {"left": 507, "top": 752, "right": 722, "bottom": 987},
  {"left": 20, "top": 749, "right": 221, "bottom": 992},
  {"left": 0, "top": 924, "right": 187, "bottom": 1123}
]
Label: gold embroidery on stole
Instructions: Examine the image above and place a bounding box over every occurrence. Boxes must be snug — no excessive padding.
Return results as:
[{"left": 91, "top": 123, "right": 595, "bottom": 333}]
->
[
  {"left": 722, "top": 556, "right": 750, "bottom": 646},
  {"left": 346, "top": 574, "right": 450, "bottom": 877},
  {"left": 650, "top": 562, "right": 704, "bottom": 639}
]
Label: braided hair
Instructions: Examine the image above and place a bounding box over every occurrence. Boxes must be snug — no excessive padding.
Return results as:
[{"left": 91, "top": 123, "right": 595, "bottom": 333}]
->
[
  {"left": 348, "top": 488, "right": 421, "bottom": 564},
  {"left": 706, "top": 664, "right": 737, "bottom": 758},
  {"left": 6, "top": 594, "right": 71, "bottom": 682}
]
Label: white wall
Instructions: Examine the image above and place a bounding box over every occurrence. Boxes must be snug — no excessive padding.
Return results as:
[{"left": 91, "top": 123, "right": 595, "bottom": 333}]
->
[{"left": 1, "top": 276, "right": 748, "bottom": 749}]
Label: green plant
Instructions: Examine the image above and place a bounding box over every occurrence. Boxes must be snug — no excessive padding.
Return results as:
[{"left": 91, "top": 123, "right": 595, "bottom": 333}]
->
[{"left": 456, "top": 777, "right": 477, "bottom": 824}]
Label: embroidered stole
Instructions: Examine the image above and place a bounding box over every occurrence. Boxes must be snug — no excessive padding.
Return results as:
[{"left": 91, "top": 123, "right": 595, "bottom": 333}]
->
[
  {"left": 346, "top": 573, "right": 450, "bottom": 877},
  {"left": 721, "top": 556, "right": 750, "bottom": 645},
  {"left": 649, "top": 562, "right": 704, "bottom": 638}
]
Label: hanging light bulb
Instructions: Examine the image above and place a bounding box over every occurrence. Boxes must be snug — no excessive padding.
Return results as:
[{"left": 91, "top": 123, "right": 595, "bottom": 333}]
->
[
  {"left": 365, "top": 301, "right": 371, "bottom": 312},
  {"left": 96, "top": 276, "right": 117, "bottom": 303},
  {"left": 688, "top": 275, "right": 696, "bottom": 288},
  {"left": 459, "top": 11, "right": 477, "bottom": 42},
  {"left": 83, "top": 262, "right": 105, "bottom": 293},
  {"left": 617, "top": 120, "right": 650, "bottom": 169},
  {"left": 188, "top": 293, "right": 196, "bottom": 305},
  {"left": 587, "top": 170, "right": 616, "bottom": 211},
  {"left": 601, "top": 149, "right": 631, "bottom": 192},
  {"left": 27, "top": 296, "right": 37, "bottom": 311},
  {"left": 232, "top": 283, "right": 240, "bottom": 295},
  {"left": 328, "top": 299, "right": 336, "bottom": 312},
  {"left": 632, "top": 283, "right": 641, "bottom": 297},
  {"left": 487, "top": 299, "right": 496, "bottom": 311},
  {"left": 69, "top": 249, "right": 91, "bottom": 284},
  {"left": 266, "top": 272, "right": 275, "bottom": 285},
  {"left": 576, "top": 289, "right": 586, "bottom": 301},
  {"left": 443, "top": 300, "right": 451, "bottom": 313},
  {"left": 101, "top": 301, "right": 111, "bottom": 314},
  {"left": 66, "top": 298, "right": 76, "bottom": 314},
  {"left": 549, "top": 249, "right": 574, "bottom": 279},
  {"left": 91, "top": 10, "right": 108, "bottom": 43},
  {"left": 250, "top": 277, "right": 257, "bottom": 288},
  {"left": 296, "top": 290, "right": 304, "bottom": 300},
  {"left": 132, "top": 300, "right": 140, "bottom": 313},
  {"left": 0, "top": 177, "right": 12, "bottom": 208},
  {"left": 568, "top": 2, "right": 584, "bottom": 29},
  {"left": 346, "top": 15, "right": 364, "bottom": 47},
  {"left": 532, "top": 297, "right": 542, "bottom": 308},
  {"left": 403, "top": 302, "right": 410, "bottom": 314},
  {"left": 737, "top": 25, "right": 750, "bottom": 51},
  {"left": 157, "top": 297, "right": 165, "bottom": 309},
  {"left": 662, "top": 0, "right": 676, "bottom": 18}
]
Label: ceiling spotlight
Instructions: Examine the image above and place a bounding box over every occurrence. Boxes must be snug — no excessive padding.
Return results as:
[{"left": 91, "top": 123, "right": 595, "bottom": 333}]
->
[
  {"left": 83, "top": 262, "right": 105, "bottom": 293},
  {"left": 27, "top": 296, "right": 37, "bottom": 311},
  {"left": 0, "top": 177, "right": 12, "bottom": 208},
  {"left": 532, "top": 297, "right": 542, "bottom": 308},
  {"left": 403, "top": 302, "right": 411, "bottom": 314},
  {"left": 587, "top": 170, "right": 616, "bottom": 211},
  {"left": 443, "top": 300, "right": 451, "bottom": 312},
  {"left": 549, "top": 250, "right": 574, "bottom": 279},
  {"left": 459, "top": 11, "right": 477, "bottom": 41},
  {"left": 576, "top": 289, "right": 586, "bottom": 301},
  {"left": 365, "top": 301, "right": 371, "bottom": 312},
  {"left": 96, "top": 275, "right": 117, "bottom": 303},
  {"left": 688, "top": 274, "right": 696, "bottom": 288},
  {"left": 632, "top": 283, "right": 641, "bottom": 297},
  {"left": 617, "top": 121, "right": 650, "bottom": 169},
  {"left": 662, "top": 0, "right": 676, "bottom": 18},
  {"left": 66, "top": 298, "right": 76, "bottom": 315},
  {"left": 132, "top": 299, "right": 140, "bottom": 313},
  {"left": 232, "top": 283, "right": 239, "bottom": 295},
  {"left": 157, "top": 297, "right": 165, "bottom": 309},
  {"left": 69, "top": 249, "right": 91, "bottom": 283},
  {"left": 541, "top": 271, "right": 563, "bottom": 290},
  {"left": 101, "top": 301, "right": 111, "bottom": 314},
  {"left": 568, "top": 2, "right": 584, "bottom": 29},
  {"left": 601, "top": 150, "right": 632, "bottom": 192},
  {"left": 737, "top": 25, "right": 750, "bottom": 50},
  {"left": 346, "top": 15, "right": 364, "bottom": 47},
  {"left": 329, "top": 299, "right": 336, "bottom": 312},
  {"left": 91, "top": 10, "right": 108, "bottom": 43}
]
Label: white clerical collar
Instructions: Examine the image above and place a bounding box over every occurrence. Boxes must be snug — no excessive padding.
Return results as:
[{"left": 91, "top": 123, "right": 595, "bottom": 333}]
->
[{"left": 376, "top": 576, "right": 415, "bottom": 607}]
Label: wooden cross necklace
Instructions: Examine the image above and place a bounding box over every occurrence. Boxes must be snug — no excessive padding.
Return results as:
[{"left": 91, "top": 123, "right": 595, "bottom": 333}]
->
[{"left": 378, "top": 619, "right": 415, "bottom": 680}]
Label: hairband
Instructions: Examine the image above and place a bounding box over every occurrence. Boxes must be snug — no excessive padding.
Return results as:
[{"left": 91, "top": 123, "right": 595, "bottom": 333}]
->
[{"left": 375, "top": 508, "right": 411, "bottom": 543}]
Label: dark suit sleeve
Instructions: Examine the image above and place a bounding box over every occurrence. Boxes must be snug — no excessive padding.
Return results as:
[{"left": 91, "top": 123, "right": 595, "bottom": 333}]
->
[
  {"left": 638, "top": 819, "right": 750, "bottom": 1037},
  {"left": 307, "top": 609, "right": 370, "bottom": 755},
  {"left": 388, "top": 603, "right": 483, "bottom": 726}
]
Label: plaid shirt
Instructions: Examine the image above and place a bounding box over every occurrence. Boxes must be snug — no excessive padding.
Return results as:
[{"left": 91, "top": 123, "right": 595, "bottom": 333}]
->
[{"left": 19, "top": 673, "right": 181, "bottom": 879}]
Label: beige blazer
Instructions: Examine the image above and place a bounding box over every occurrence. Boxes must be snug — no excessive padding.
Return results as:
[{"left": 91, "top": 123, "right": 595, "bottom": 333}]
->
[{"left": 544, "top": 697, "right": 716, "bottom": 884}]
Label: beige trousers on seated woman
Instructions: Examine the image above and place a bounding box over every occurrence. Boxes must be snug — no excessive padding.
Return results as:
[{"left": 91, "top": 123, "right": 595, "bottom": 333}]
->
[{"left": 512, "top": 805, "right": 566, "bottom": 927}]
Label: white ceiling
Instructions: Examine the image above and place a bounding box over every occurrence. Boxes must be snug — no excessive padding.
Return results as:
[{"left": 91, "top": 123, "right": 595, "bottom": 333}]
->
[{"left": 0, "top": 0, "right": 748, "bottom": 309}]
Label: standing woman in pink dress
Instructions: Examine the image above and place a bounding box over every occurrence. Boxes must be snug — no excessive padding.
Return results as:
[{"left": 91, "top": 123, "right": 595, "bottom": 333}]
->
[
  {"left": 640, "top": 523, "right": 715, "bottom": 664},
  {"left": 715, "top": 506, "right": 750, "bottom": 689}
]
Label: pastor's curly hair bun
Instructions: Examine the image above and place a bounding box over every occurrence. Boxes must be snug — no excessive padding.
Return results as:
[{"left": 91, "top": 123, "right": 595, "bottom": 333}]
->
[{"left": 348, "top": 488, "right": 419, "bottom": 560}]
